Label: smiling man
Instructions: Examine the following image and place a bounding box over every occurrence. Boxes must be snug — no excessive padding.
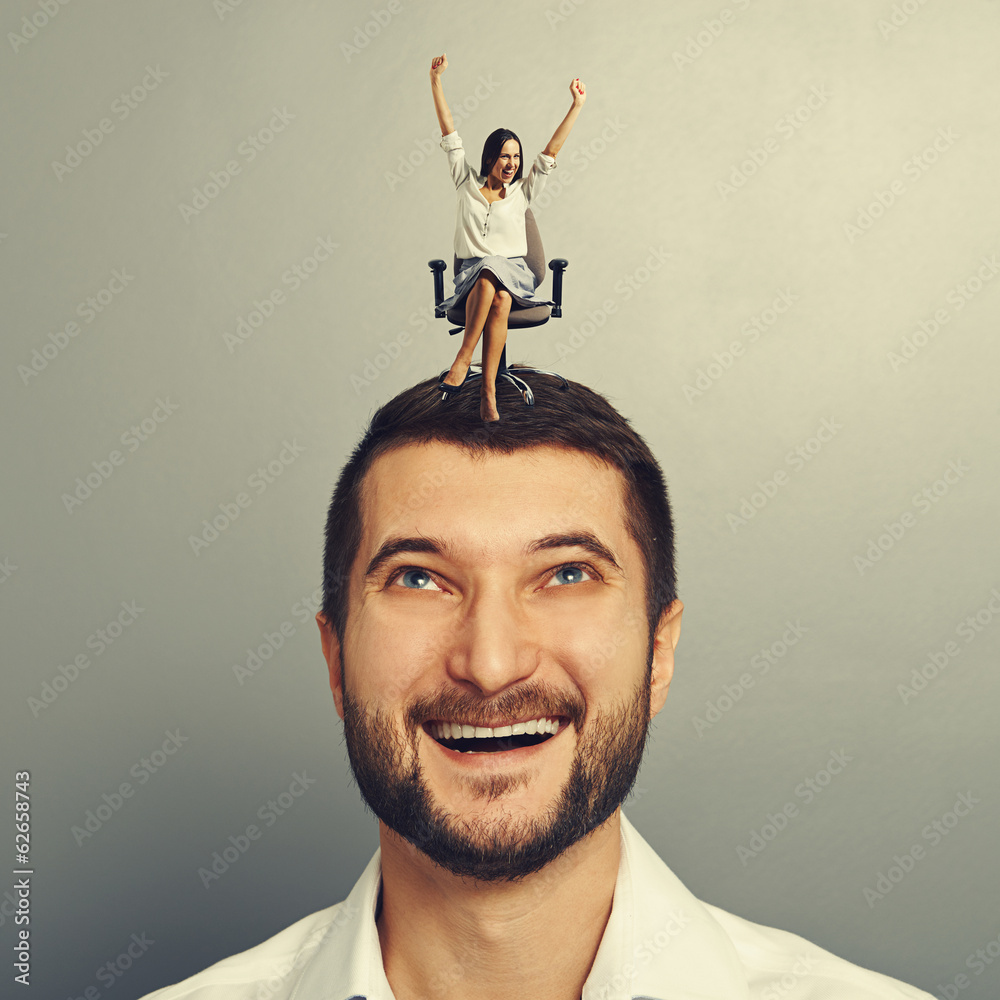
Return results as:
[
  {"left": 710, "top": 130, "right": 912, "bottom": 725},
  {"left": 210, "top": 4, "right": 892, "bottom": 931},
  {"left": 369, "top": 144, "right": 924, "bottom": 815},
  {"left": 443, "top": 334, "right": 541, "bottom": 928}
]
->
[{"left": 143, "top": 370, "right": 932, "bottom": 1000}]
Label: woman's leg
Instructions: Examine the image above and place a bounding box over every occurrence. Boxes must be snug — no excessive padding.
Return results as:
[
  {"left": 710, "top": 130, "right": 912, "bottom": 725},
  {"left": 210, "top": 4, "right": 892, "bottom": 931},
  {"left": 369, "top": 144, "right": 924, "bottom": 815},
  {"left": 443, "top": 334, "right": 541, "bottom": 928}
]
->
[
  {"left": 480, "top": 287, "right": 511, "bottom": 422},
  {"left": 441, "top": 275, "right": 498, "bottom": 387}
]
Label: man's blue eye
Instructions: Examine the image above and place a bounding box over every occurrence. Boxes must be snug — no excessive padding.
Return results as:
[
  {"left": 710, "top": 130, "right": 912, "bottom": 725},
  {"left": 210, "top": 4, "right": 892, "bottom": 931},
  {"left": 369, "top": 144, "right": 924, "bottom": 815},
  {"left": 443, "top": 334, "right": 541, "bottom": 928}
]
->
[
  {"left": 398, "top": 569, "right": 433, "bottom": 589},
  {"left": 551, "top": 565, "right": 588, "bottom": 586}
]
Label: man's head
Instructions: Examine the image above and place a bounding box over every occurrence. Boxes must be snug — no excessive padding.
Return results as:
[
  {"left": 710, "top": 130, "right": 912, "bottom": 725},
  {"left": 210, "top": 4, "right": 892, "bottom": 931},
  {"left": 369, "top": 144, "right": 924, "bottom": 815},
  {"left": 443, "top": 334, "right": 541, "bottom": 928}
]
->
[
  {"left": 318, "top": 371, "right": 681, "bottom": 880},
  {"left": 322, "top": 370, "right": 676, "bottom": 644}
]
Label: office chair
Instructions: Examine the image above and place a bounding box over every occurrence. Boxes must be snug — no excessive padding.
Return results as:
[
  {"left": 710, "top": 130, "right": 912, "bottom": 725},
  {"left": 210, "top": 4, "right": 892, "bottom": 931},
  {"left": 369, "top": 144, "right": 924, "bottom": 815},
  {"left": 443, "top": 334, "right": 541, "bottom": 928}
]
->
[{"left": 428, "top": 208, "right": 569, "bottom": 405}]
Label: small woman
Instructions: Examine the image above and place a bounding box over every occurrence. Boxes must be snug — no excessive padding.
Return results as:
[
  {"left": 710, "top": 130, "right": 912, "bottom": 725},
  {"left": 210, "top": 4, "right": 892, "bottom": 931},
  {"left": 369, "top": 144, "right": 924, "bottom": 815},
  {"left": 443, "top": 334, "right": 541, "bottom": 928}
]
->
[{"left": 431, "top": 53, "right": 586, "bottom": 422}]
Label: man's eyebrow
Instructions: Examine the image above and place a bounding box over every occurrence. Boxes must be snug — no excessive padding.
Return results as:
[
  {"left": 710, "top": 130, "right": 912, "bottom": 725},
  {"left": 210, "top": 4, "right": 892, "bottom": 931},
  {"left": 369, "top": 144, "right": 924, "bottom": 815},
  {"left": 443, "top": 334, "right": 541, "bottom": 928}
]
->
[
  {"left": 364, "top": 537, "right": 444, "bottom": 581},
  {"left": 526, "top": 532, "right": 623, "bottom": 572},
  {"left": 363, "top": 532, "right": 623, "bottom": 581}
]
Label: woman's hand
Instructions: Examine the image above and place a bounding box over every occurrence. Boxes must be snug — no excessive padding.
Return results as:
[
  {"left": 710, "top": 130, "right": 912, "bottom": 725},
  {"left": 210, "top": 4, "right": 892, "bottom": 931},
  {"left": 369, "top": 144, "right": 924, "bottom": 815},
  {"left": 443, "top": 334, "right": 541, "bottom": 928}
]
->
[
  {"left": 430, "top": 54, "right": 448, "bottom": 80},
  {"left": 430, "top": 54, "right": 454, "bottom": 135},
  {"left": 543, "top": 80, "right": 587, "bottom": 157}
]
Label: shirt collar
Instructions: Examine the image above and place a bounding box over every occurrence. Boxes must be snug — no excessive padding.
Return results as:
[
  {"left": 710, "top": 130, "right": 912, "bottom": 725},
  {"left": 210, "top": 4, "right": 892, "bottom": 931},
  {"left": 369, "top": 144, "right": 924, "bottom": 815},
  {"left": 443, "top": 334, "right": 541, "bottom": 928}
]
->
[
  {"left": 293, "top": 814, "right": 750, "bottom": 1000},
  {"left": 289, "top": 847, "right": 389, "bottom": 1000},
  {"left": 585, "top": 814, "right": 750, "bottom": 1000}
]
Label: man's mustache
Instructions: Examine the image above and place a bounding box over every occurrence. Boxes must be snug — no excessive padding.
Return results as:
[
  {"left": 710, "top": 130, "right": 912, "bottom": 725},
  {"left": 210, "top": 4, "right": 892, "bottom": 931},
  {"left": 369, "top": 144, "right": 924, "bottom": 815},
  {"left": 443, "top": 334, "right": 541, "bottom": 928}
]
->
[{"left": 405, "top": 681, "right": 586, "bottom": 732}]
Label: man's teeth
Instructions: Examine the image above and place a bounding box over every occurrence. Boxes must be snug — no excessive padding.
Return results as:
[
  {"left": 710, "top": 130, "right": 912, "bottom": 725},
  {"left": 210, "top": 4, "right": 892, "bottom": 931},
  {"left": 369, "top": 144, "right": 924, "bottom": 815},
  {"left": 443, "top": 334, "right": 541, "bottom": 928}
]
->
[{"left": 430, "top": 718, "right": 560, "bottom": 740}]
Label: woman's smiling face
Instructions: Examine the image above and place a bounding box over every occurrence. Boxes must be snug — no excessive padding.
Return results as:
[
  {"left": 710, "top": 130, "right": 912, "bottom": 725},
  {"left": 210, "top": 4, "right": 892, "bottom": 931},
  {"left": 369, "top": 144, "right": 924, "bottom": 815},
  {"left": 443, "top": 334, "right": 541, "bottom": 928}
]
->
[{"left": 489, "top": 138, "right": 521, "bottom": 186}]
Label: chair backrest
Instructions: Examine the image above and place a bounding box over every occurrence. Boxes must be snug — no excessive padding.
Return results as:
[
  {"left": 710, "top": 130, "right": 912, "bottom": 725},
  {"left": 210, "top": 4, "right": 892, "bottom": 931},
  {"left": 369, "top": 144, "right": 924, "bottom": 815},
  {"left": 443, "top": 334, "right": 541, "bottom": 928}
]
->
[
  {"left": 523, "top": 208, "right": 546, "bottom": 286},
  {"left": 452, "top": 208, "right": 546, "bottom": 287}
]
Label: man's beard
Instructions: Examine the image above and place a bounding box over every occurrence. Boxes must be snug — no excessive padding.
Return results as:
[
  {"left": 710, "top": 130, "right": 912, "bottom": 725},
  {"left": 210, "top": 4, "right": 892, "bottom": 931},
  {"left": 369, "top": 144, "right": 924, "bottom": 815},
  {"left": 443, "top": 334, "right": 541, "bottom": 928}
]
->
[{"left": 341, "top": 672, "right": 652, "bottom": 883}]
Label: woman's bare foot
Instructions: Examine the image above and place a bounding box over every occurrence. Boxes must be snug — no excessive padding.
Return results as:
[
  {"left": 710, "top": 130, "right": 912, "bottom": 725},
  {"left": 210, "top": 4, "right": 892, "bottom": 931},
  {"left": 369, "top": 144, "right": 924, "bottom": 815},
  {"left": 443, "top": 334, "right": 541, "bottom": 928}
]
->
[
  {"left": 442, "top": 355, "right": 472, "bottom": 388},
  {"left": 480, "top": 393, "right": 500, "bottom": 423}
]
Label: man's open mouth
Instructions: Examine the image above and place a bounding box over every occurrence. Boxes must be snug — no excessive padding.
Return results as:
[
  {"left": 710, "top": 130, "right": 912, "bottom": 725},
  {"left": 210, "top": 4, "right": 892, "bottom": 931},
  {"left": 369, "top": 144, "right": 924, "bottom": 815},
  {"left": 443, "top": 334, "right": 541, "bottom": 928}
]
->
[{"left": 424, "top": 716, "right": 564, "bottom": 754}]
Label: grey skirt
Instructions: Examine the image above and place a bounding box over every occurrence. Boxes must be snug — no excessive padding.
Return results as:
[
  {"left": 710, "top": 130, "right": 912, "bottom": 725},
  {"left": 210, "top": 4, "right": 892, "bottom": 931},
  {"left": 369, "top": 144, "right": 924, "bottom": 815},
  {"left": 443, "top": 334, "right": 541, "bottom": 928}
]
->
[{"left": 441, "top": 255, "right": 554, "bottom": 311}]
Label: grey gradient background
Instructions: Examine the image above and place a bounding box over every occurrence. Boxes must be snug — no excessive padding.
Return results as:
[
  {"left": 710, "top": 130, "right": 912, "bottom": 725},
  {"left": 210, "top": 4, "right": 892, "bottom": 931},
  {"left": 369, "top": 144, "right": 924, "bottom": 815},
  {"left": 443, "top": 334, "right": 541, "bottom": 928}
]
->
[{"left": 2, "top": 1, "right": 998, "bottom": 997}]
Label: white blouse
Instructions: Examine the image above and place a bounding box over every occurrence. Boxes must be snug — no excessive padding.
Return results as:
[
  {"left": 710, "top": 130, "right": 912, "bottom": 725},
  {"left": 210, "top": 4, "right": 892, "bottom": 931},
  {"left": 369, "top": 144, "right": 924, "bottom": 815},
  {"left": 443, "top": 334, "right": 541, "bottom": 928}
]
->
[{"left": 439, "top": 130, "right": 556, "bottom": 259}]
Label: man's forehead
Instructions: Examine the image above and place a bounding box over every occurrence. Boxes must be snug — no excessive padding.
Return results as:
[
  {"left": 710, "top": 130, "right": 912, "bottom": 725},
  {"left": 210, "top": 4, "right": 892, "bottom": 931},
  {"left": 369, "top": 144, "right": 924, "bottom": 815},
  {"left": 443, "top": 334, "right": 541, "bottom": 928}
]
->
[{"left": 356, "top": 441, "right": 630, "bottom": 558}]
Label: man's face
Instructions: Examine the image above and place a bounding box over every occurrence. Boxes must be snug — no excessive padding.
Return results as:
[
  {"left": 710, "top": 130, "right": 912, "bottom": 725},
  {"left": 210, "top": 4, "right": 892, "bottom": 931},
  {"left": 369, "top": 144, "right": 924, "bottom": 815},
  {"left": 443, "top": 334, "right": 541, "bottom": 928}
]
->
[{"left": 318, "top": 442, "right": 681, "bottom": 881}]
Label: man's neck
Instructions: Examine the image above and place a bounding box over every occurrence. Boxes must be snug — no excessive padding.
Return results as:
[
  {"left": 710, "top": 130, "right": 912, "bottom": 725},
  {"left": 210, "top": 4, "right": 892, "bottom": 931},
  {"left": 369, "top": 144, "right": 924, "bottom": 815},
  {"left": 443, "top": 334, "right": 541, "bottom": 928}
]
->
[{"left": 375, "top": 812, "right": 622, "bottom": 1000}]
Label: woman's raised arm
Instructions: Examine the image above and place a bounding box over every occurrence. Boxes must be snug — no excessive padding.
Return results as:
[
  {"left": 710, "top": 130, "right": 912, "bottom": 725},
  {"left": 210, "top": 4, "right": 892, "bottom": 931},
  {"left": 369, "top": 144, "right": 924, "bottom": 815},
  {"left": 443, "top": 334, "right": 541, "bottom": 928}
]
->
[
  {"left": 542, "top": 78, "right": 587, "bottom": 158},
  {"left": 430, "top": 54, "right": 455, "bottom": 136}
]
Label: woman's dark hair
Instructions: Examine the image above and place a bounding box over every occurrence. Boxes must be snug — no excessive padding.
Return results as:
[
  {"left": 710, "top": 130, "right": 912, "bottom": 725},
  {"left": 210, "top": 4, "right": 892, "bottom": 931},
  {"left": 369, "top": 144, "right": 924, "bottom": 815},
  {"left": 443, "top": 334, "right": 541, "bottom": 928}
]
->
[{"left": 480, "top": 128, "right": 524, "bottom": 182}]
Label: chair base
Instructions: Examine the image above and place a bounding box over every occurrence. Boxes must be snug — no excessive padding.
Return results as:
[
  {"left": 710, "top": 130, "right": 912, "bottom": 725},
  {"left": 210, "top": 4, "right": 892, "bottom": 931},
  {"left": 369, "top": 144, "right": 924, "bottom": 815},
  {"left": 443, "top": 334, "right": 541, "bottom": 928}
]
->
[{"left": 439, "top": 351, "right": 568, "bottom": 407}]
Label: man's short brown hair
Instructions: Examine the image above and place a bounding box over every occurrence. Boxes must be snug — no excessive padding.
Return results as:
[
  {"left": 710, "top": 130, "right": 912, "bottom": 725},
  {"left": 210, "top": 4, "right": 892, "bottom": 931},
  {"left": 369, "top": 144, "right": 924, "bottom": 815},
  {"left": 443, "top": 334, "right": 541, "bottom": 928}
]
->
[{"left": 322, "top": 369, "right": 676, "bottom": 649}]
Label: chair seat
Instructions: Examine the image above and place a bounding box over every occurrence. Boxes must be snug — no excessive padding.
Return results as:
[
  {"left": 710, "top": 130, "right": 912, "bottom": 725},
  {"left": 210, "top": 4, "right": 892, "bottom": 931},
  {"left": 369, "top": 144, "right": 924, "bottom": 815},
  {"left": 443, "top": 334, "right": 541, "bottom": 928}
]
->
[{"left": 446, "top": 303, "right": 552, "bottom": 329}]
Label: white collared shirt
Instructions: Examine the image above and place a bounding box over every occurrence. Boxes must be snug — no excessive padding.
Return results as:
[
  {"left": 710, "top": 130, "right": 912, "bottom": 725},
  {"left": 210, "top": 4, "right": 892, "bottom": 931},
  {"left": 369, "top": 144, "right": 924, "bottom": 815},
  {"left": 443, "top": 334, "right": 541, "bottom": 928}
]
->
[
  {"left": 440, "top": 130, "right": 555, "bottom": 259},
  {"left": 141, "top": 814, "right": 932, "bottom": 999}
]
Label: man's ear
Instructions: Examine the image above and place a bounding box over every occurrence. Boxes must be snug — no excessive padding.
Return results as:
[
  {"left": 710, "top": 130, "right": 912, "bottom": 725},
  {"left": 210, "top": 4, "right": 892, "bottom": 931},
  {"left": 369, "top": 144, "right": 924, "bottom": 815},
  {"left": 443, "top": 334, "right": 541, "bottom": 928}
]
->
[
  {"left": 316, "top": 613, "right": 346, "bottom": 720},
  {"left": 649, "top": 599, "right": 683, "bottom": 719}
]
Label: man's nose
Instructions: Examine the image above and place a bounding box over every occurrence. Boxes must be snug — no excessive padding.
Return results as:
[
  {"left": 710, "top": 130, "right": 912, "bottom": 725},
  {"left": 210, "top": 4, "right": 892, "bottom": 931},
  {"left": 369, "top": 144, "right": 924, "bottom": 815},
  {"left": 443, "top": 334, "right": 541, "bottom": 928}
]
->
[{"left": 444, "top": 587, "right": 538, "bottom": 697}]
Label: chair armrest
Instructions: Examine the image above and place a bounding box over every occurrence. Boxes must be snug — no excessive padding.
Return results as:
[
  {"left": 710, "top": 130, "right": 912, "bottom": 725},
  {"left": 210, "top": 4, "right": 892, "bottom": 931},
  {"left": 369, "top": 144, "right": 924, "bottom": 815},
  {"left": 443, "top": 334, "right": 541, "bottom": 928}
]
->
[
  {"left": 548, "top": 259, "right": 568, "bottom": 318},
  {"left": 428, "top": 259, "right": 448, "bottom": 317}
]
